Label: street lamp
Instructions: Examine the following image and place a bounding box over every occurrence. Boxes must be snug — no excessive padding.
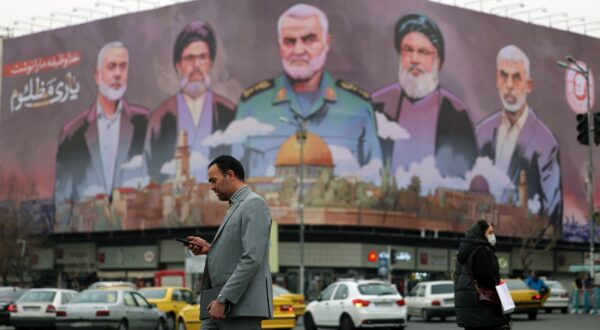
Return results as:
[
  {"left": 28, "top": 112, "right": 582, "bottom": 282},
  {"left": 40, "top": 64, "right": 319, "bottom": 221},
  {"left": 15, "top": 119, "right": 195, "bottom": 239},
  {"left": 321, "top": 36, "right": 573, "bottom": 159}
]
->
[
  {"left": 51, "top": 12, "right": 88, "bottom": 24},
  {"left": 530, "top": 12, "right": 567, "bottom": 26},
  {"left": 552, "top": 17, "right": 585, "bottom": 30},
  {"left": 556, "top": 56, "right": 596, "bottom": 281},
  {"left": 95, "top": 2, "right": 129, "bottom": 15},
  {"left": 463, "top": 0, "right": 502, "bottom": 12},
  {"left": 570, "top": 21, "right": 600, "bottom": 35},
  {"left": 489, "top": 2, "right": 524, "bottom": 16},
  {"left": 73, "top": 7, "right": 109, "bottom": 20},
  {"left": 510, "top": 7, "right": 546, "bottom": 22},
  {"left": 279, "top": 115, "right": 307, "bottom": 296}
]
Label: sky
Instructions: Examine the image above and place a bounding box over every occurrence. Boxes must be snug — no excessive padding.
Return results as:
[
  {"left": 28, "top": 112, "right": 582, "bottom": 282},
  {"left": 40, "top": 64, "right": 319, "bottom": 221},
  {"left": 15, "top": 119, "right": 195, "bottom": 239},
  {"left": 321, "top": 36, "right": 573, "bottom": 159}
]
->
[{"left": 0, "top": 0, "right": 600, "bottom": 38}]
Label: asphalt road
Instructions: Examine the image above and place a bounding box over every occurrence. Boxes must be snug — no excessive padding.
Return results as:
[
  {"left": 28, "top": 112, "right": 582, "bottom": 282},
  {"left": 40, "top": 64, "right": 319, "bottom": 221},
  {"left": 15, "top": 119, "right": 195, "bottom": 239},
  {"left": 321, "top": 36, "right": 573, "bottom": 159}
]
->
[{"left": 292, "top": 311, "right": 600, "bottom": 330}]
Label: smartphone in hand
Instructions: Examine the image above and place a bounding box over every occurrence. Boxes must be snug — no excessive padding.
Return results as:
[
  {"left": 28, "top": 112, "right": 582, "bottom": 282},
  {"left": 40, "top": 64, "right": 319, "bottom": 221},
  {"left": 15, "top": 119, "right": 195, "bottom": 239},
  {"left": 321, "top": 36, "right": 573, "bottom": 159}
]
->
[{"left": 174, "top": 237, "right": 202, "bottom": 248}]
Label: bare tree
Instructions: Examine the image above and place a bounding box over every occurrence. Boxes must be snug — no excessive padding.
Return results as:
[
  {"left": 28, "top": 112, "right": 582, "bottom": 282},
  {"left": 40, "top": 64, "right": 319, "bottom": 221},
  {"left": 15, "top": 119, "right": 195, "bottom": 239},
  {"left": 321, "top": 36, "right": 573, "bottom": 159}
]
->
[
  {"left": 513, "top": 212, "right": 558, "bottom": 277},
  {"left": 0, "top": 169, "right": 41, "bottom": 285}
]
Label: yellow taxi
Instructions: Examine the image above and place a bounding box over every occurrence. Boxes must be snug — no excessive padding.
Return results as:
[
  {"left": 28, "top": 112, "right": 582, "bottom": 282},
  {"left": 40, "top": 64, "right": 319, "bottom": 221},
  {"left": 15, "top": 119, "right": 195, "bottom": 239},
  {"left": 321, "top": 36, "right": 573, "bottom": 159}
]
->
[
  {"left": 504, "top": 279, "right": 549, "bottom": 320},
  {"left": 272, "top": 285, "right": 305, "bottom": 319},
  {"left": 176, "top": 295, "right": 296, "bottom": 330},
  {"left": 139, "top": 286, "right": 196, "bottom": 329}
]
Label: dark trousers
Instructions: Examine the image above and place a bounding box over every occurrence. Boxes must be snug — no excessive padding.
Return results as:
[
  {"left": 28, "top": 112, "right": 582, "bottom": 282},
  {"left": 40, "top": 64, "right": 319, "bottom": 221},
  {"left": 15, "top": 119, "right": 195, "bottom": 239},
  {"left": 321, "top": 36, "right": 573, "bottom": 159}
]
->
[{"left": 201, "top": 317, "right": 262, "bottom": 330}]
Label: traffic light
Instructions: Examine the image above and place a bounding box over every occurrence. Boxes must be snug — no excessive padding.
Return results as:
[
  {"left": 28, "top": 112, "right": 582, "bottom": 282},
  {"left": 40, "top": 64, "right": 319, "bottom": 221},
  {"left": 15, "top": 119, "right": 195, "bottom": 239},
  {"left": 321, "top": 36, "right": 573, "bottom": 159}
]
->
[
  {"left": 367, "top": 250, "right": 378, "bottom": 262},
  {"left": 594, "top": 112, "right": 600, "bottom": 146},
  {"left": 576, "top": 114, "right": 589, "bottom": 145}
]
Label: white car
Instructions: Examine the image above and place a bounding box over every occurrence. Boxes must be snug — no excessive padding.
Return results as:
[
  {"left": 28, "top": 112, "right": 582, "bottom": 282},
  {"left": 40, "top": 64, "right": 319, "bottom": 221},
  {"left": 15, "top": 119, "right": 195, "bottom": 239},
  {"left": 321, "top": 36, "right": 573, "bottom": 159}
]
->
[
  {"left": 10, "top": 288, "right": 78, "bottom": 329},
  {"left": 405, "top": 280, "right": 454, "bottom": 322},
  {"left": 304, "top": 279, "right": 407, "bottom": 330},
  {"left": 543, "top": 280, "right": 569, "bottom": 314}
]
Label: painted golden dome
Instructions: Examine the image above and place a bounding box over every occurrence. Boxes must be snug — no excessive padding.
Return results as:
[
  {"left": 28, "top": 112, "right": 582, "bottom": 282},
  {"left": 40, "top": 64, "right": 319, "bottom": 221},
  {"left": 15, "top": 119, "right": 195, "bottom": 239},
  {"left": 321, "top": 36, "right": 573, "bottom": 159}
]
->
[{"left": 275, "top": 132, "right": 334, "bottom": 167}]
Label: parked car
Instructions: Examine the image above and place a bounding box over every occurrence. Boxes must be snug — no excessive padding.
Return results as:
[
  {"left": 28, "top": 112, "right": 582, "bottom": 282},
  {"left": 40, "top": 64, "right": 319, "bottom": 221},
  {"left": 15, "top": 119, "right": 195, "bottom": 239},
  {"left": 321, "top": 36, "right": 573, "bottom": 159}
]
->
[
  {"left": 0, "top": 287, "right": 28, "bottom": 326},
  {"left": 504, "top": 279, "right": 547, "bottom": 320},
  {"left": 55, "top": 288, "right": 166, "bottom": 330},
  {"left": 139, "top": 287, "right": 195, "bottom": 330},
  {"left": 543, "top": 280, "right": 569, "bottom": 314},
  {"left": 272, "top": 285, "right": 305, "bottom": 319},
  {"left": 10, "top": 288, "right": 78, "bottom": 329},
  {"left": 304, "top": 279, "right": 407, "bottom": 330},
  {"left": 405, "top": 280, "right": 455, "bottom": 322},
  {"left": 88, "top": 281, "right": 137, "bottom": 290},
  {"left": 175, "top": 292, "right": 296, "bottom": 330}
]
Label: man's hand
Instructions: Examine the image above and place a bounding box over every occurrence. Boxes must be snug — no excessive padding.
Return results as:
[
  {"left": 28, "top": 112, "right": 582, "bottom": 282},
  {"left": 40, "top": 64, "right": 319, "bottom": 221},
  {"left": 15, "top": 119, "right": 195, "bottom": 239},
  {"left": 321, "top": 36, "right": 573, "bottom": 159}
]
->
[
  {"left": 186, "top": 236, "right": 211, "bottom": 255},
  {"left": 207, "top": 300, "right": 227, "bottom": 320}
]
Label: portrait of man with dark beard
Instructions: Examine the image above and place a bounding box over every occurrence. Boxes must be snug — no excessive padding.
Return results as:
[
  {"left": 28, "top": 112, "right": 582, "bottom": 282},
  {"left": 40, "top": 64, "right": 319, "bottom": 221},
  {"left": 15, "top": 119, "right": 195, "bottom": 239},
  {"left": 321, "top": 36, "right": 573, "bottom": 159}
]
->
[
  {"left": 145, "top": 20, "right": 236, "bottom": 183},
  {"left": 372, "top": 13, "right": 478, "bottom": 178},
  {"left": 54, "top": 41, "right": 150, "bottom": 232}
]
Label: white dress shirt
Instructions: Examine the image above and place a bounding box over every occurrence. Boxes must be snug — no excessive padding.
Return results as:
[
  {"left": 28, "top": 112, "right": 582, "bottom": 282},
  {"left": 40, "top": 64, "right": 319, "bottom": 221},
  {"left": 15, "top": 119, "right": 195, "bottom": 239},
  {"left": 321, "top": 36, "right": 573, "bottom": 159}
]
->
[
  {"left": 97, "top": 100, "right": 123, "bottom": 193},
  {"left": 495, "top": 106, "right": 529, "bottom": 173}
]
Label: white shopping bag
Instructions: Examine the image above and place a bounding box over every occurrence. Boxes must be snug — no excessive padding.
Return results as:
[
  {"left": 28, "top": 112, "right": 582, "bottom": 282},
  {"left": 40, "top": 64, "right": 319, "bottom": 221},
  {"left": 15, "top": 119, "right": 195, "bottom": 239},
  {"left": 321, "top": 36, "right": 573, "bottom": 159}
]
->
[{"left": 496, "top": 282, "right": 515, "bottom": 314}]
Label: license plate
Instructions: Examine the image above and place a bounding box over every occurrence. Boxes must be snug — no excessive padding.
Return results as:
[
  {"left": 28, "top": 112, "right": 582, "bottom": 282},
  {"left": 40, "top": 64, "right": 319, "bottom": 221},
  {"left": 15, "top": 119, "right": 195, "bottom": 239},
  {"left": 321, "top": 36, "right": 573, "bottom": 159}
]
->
[
  {"left": 444, "top": 299, "right": 454, "bottom": 304},
  {"left": 71, "top": 322, "right": 93, "bottom": 327},
  {"left": 23, "top": 306, "right": 40, "bottom": 311},
  {"left": 374, "top": 302, "right": 393, "bottom": 306}
]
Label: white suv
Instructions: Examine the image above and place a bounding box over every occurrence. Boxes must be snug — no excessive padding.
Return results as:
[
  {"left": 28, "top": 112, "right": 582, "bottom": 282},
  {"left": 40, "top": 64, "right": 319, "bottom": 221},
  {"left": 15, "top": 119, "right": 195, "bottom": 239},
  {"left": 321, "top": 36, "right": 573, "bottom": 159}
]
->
[
  {"left": 405, "top": 280, "right": 454, "bottom": 322},
  {"left": 304, "top": 279, "right": 407, "bottom": 330}
]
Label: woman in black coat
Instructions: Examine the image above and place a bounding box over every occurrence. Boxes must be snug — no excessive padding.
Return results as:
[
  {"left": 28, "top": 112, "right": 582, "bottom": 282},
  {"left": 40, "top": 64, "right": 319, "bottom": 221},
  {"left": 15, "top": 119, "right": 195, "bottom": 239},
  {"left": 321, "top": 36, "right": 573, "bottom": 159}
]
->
[{"left": 454, "top": 220, "right": 509, "bottom": 330}]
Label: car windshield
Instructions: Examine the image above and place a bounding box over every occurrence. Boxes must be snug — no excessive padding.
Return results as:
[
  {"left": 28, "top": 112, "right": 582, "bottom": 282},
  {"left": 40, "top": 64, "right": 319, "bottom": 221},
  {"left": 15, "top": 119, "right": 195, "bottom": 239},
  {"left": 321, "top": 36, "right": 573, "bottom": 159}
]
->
[
  {"left": 0, "top": 289, "right": 26, "bottom": 302},
  {"left": 273, "top": 286, "right": 291, "bottom": 297},
  {"left": 140, "top": 289, "right": 166, "bottom": 299},
  {"left": 19, "top": 291, "right": 56, "bottom": 303},
  {"left": 358, "top": 283, "right": 397, "bottom": 296},
  {"left": 505, "top": 280, "right": 529, "bottom": 290},
  {"left": 431, "top": 283, "right": 454, "bottom": 294},
  {"left": 546, "top": 282, "right": 564, "bottom": 290},
  {"left": 71, "top": 290, "right": 118, "bottom": 304}
]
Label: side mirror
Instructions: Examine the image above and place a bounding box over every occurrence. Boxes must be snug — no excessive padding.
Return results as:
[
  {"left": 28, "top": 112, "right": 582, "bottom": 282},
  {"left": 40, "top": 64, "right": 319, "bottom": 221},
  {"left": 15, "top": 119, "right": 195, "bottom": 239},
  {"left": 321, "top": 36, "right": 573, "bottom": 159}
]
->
[{"left": 149, "top": 303, "right": 157, "bottom": 308}]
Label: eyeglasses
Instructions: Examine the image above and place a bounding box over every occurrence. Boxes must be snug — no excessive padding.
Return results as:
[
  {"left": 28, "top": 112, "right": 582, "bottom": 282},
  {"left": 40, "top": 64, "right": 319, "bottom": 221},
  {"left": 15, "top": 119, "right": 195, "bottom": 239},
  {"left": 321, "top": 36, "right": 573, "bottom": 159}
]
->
[{"left": 400, "top": 46, "right": 437, "bottom": 59}]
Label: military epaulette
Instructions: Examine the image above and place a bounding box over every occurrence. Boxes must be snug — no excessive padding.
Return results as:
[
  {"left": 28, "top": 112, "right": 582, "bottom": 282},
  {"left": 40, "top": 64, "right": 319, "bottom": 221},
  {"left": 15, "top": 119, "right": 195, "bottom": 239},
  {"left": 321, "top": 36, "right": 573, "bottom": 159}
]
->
[
  {"left": 336, "top": 79, "right": 370, "bottom": 100},
  {"left": 240, "top": 79, "right": 274, "bottom": 101}
]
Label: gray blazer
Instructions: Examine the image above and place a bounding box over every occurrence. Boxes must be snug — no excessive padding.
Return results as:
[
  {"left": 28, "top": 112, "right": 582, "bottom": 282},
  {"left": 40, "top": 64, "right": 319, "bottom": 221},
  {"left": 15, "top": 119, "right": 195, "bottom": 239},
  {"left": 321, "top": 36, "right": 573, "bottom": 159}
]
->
[{"left": 202, "top": 185, "right": 273, "bottom": 319}]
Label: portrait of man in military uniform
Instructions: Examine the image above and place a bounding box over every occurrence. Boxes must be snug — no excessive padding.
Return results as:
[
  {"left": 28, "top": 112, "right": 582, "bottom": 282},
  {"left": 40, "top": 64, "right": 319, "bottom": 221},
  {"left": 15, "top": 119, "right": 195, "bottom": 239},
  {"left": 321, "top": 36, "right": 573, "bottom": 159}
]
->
[
  {"left": 372, "top": 13, "right": 478, "bottom": 178},
  {"left": 232, "top": 3, "right": 382, "bottom": 178}
]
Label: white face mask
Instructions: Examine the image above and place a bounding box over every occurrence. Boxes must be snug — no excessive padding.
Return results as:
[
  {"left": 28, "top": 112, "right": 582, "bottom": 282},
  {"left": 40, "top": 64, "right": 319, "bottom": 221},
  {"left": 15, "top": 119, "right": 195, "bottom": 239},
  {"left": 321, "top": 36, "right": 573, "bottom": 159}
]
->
[{"left": 486, "top": 233, "right": 497, "bottom": 246}]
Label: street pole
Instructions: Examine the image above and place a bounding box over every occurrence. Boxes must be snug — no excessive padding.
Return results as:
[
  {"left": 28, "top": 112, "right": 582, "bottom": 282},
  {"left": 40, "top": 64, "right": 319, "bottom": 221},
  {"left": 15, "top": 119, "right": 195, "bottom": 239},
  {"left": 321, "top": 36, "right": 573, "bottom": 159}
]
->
[
  {"left": 297, "top": 120, "right": 306, "bottom": 296},
  {"left": 387, "top": 245, "right": 392, "bottom": 283},
  {"left": 584, "top": 65, "right": 595, "bottom": 280}
]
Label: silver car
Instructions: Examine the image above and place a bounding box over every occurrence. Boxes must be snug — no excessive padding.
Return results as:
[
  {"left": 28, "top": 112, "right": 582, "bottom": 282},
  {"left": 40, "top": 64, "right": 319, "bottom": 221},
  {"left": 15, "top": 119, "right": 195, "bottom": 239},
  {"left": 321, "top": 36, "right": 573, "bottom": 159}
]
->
[
  {"left": 56, "top": 289, "right": 166, "bottom": 330},
  {"left": 543, "top": 280, "right": 569, "bottom": 314}
]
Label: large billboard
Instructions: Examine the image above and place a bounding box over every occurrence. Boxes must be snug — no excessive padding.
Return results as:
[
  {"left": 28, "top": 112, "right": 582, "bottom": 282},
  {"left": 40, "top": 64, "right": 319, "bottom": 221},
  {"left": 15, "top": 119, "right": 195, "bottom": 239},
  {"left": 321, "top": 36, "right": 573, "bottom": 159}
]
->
[{"left": 1, "top": 0, "right": 598, "bottom": 241}]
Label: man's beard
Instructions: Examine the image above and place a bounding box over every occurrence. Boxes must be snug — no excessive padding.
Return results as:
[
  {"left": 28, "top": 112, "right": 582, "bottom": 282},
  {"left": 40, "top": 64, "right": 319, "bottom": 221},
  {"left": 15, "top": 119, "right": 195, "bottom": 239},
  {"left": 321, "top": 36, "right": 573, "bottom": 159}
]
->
[
  {"left": 282, "top": 49, "right": 327, "bottom": 80},
  {"left": 180, "top": 73, "right": 210, "bottom": 99},
  {"left": 398, "top": 64, "right": 439, "bottom": 99},
  {"left": 500, "top": 91, "right": 527, "bottom": 113},
  {"left": 99, "top": 81, "right": 127, "bottom": 101}
]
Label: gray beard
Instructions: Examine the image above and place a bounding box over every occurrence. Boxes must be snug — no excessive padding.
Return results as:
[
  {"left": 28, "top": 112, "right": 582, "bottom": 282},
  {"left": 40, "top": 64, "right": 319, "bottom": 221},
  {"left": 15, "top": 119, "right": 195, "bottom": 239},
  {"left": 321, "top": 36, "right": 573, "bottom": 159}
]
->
[
  {"left": 500, "top": 92, "right": 527, "bottom": 113},
  {"left": 398, "top": 66, "right": 439, "bottom": 99},
  {"left": 180, "top": 76, "right": 209, "bottom": 99},
  {"left": 99, "top": 82, "right": 127, "bottom": 101}
]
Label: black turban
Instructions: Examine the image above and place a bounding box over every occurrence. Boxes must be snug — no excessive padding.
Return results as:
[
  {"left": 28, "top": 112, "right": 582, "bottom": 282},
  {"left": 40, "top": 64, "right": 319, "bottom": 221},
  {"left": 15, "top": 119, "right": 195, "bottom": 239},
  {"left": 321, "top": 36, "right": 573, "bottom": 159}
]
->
[
  {"left": 173, "top": 20, "right": 216, "bottom": 69},
  {"left": 394, "top": 13, "right": 445, "bottom": 68}
]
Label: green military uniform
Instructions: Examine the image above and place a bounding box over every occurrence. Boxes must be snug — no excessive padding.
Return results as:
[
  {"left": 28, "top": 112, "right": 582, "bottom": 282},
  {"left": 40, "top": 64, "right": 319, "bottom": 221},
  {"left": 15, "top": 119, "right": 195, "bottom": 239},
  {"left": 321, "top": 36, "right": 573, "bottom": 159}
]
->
[{"left": 232, "top": 70, "right": 382, "bottom": 178}]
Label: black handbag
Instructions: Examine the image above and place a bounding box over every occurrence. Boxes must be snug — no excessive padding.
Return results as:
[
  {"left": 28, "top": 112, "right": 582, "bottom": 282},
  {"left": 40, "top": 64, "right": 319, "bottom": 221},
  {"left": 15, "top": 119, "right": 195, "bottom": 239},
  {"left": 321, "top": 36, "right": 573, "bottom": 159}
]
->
[{"left": 475, "top": 281, "right": 501, "bottom": 307}]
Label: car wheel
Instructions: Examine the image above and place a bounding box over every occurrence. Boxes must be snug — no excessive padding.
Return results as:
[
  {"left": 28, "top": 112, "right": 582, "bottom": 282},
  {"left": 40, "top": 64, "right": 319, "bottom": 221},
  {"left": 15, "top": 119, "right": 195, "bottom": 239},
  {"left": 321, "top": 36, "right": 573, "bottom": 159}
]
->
[
  {"left": 340, "top": 314, "right": 355, "bottom": 330},
  {"left": 118, "top": 320, "right": 129, "bottom": 330},
  {"left": 561, "top": 307, "right": 568, "bottom": 314},
  {"left": 545, "top": 308, "right": 552, "bottom": 314},
  {"left": 441, "top": 316, "right": 446, "bottom": 322},
  {"left": 304, "top": 313, "right": 317, "bottom": 330},
  {"left": 166, "top": 313, "right": 176, "bottom": 330},
  {"left": 177, "top": 319, "right": 187, "bottom": 330},
  {"left": 156, "top": 318, "right": 166, "bottom": 330},
  {"left": 422, "top": 309, "right": 431, "bottom": 322},
  {"left": 527, "top": 310, "right": 538, "bottom": 320}
]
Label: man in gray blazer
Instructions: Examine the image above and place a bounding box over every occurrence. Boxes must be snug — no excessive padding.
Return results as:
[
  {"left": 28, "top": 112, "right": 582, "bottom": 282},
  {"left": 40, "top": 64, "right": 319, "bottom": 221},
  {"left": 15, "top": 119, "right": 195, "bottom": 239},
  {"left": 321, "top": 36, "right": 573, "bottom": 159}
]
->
[{"left": 188, "top": 155, "right": 273, "bottom": 329}]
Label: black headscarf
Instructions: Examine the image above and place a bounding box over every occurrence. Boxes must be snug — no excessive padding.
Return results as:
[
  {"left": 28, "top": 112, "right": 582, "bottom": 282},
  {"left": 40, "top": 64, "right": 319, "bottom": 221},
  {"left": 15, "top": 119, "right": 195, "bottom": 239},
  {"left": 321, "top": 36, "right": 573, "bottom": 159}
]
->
[
  {"left": 173, "top": 20, "right": 216, "bottom": 69},
  {"left": 394, "top": 13, "right": 445, "bottom": 68}
]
